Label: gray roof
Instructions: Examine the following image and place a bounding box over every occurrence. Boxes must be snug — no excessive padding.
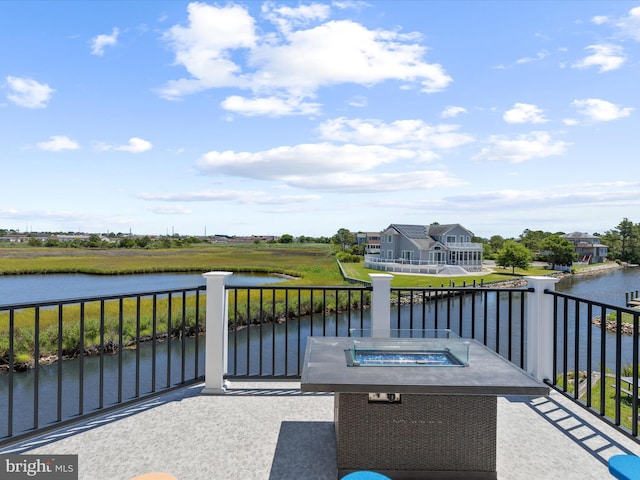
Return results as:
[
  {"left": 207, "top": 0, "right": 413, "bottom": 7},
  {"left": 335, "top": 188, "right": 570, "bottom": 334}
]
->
[
  {"left": 388, "top": 223, "right": 472, "bottom": 251},
  {"left": 563, "top": 232, "right": 600, "bottom": 240}
]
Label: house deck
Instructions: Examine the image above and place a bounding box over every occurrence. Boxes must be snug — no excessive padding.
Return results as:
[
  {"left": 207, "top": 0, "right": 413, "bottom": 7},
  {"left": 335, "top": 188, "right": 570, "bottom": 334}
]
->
[{"left": 2, "top": 381, "right": 640, "bottom": 480}]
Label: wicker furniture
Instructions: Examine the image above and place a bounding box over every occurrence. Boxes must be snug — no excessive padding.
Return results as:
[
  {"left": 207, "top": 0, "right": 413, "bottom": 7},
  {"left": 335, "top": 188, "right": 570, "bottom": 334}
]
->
[{"left": 301, "top": 337, "right": 548, "bottom": 480}]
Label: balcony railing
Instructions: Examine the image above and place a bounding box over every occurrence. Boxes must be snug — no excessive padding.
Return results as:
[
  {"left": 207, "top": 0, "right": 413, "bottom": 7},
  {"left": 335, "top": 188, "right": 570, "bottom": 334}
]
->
[
  {"left": 1, "top": 273, "right": 639, "bottom": 448},
  {"left": 545, "top": 289, "right": 640, "bottom": 439}
]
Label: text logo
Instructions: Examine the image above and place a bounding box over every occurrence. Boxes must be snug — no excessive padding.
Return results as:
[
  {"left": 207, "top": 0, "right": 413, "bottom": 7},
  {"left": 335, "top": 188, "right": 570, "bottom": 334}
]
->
[{"left": 0, "top": 455, "right": 78, "bottom": 480}]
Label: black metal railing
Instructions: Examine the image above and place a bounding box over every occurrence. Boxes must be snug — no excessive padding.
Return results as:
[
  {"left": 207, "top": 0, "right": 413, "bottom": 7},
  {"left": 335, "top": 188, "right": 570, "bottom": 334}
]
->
[
  {"left": 4, "top": 282, "right": 640, "bottom": 447},
  {"left": 223, "top": 285, "right": 530, "bottom": 377},
  {"left": 225, "top": 285, "right": 372, "bottom": 376},
  {"left": 545, "top": 290, "right": 640, "bottom": 440},
  {"left": 389, "top": 287, "right": 530, "bottom": 368},
  {"left": 0, "top": 286, "right": 206, "bottom": 446}
]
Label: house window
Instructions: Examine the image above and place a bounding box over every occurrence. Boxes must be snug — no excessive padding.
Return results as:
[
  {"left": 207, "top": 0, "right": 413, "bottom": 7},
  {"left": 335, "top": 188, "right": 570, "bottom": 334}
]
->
[
  {"left": 446, "top": 235, "right": 456, "bottom": 244},
  {"left": 387, "top": 250, "right": 393, "bottom": 259},
  {"left": 401, "top": 250, "right": 413, "bottom": 261},
  {"left": 387, "top": 235, "right": 393, "bottom": 243}
]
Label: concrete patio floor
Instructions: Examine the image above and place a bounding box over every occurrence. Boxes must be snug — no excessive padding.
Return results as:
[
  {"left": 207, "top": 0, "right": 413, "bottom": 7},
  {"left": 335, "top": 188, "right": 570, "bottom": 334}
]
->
[{"left": 2, "top": 381, "right": 640, "bottom": 480}]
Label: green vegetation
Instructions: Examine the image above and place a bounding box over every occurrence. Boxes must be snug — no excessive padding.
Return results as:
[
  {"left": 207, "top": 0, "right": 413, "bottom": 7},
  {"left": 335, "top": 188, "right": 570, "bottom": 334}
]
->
[
  {"left": 496, "top": 241, "right": 532, "bottom": 274},
  {"left": 558, "top": 370, "right": 639, "bottom": 433},
  {"left": 0, "top": 243, "right": 344, "bottom": 284},
  {"left": 0, "top": 293, "right": 206, "bottom": 369}
]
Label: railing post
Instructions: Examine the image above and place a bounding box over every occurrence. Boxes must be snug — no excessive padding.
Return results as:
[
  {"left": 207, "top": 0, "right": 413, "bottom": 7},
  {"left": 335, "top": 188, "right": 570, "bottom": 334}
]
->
[
  {"left": 369, "top": 273, "right": 393, "bottom": 337},
  {"left": 525, "top": 276, "right": 560, "bottom": 382},
  {"left": 202, "top": 271, "right": 233, "bottom": 394}
]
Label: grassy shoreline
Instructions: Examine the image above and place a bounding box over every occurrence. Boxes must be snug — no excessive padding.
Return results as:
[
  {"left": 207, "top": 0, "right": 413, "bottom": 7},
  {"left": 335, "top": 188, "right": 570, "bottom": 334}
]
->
[{"left": 0, "top": 245, "right": 617, "bottom": 370}]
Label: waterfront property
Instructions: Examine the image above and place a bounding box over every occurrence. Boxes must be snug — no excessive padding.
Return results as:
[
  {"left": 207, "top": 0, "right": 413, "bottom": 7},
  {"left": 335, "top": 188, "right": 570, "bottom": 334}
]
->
[
  {"left": 365, "top": 223, "right": 483, "bottom": 274},
  {"left": 2, "top": 272, "right": 640, "bottom": 479},
  {"left": 563, "top": 232, "right": 609, "bottom": 264}
]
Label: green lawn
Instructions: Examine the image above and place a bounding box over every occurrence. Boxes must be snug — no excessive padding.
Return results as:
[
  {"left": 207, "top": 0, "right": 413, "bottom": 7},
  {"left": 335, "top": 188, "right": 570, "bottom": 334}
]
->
[{"left": 560, "top": 372, "right": 640, "bottom": 433}]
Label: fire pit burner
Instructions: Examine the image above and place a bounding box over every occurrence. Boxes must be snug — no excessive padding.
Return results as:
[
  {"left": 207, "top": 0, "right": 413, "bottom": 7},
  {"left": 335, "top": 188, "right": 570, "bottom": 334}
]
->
[{"left": 347, "top": 329, "right": 469, "bottom": 367}]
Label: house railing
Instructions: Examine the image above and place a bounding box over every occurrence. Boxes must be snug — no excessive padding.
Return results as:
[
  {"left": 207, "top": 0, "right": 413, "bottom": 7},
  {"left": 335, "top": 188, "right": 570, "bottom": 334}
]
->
[
  {"left": 2, "top": 273, "right": 639, "bottom": 447},
  {"left": 545, "top": 289, "right": 640, "bottom": 438},
  {"left": 0, "top": 286, "right": 206, "bottom": 446},
  {"left": 443, "top": 242, "right": 483, "bottom": 250}
]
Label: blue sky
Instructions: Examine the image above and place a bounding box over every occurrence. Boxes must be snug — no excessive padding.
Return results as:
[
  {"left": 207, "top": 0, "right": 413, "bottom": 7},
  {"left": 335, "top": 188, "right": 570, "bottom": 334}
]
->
[{"left": 1, "top": 1, "right": 639, "bottom": 239}]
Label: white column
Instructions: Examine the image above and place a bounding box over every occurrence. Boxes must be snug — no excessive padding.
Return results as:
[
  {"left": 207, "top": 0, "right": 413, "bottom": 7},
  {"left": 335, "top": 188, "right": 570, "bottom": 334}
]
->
[
  {"left": 369, "top": 273, "right": 393, "bottom": 337},
  {"left": 202, "top": 271, "right": 233, "bottom": 394},
  {"left": 525, "top": 276, "right": 560, "bottom": 382}
]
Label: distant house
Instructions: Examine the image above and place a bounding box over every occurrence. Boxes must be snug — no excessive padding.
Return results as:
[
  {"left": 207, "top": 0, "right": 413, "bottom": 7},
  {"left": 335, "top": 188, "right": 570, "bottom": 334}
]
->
[
  {"left": 562, "top": 232, "right": 608, "bottom": 264},
  {"left": 356, "top": 232, "right": 381, "bottom": 254},
  {"left": 364, "top": 223, "right": 483, "bottom": 274},
  {"left": 0, "top": 234, "right": 28, "bottom": 243}
]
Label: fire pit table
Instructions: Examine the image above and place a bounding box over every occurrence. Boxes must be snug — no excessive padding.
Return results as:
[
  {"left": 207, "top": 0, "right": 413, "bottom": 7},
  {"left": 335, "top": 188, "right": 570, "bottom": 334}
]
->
[{"left": 300, "top": 330, "right": 549, "bottom": 480}]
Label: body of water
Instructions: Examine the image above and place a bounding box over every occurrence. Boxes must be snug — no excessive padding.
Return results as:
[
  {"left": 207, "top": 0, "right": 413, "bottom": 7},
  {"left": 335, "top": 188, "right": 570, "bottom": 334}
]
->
[
  {"left": 556, "top": 265, "right": 640, "bottom": 306},
  {"left": 0, "top": 272, "right": 285, "bottom": 305}
]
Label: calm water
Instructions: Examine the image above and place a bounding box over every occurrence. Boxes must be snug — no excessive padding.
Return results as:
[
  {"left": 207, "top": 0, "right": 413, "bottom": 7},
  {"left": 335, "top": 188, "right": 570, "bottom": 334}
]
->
[
  {"left": 556, "top": 265, "right": 640, "bottom": 306},
  {"left": 0, "top": 272, "right": 285, "bottom": 305}
]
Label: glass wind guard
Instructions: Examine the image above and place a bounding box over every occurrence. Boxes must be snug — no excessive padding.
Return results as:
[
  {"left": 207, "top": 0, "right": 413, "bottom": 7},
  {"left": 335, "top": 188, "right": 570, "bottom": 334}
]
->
[{"left": 348, "top": 329, "right": 469, "bottom": 367}]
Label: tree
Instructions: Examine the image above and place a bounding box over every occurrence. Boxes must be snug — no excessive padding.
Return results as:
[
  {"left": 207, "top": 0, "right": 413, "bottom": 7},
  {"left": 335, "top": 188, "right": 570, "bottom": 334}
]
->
[
  {"left": 28, "top": 237, "right": 43, "bottom": 247},
  {"left": 278, "top": 234, "right": 294, "bottom": 244},
  {"left": 496, "top": 241, "right": 531, "bottom": 274},
  {"left": 332, "top": 228, "right": 355, "bottom": 251},
  {"left": 541, "top": 235, "right": 576, "bottom": 269},
  {"left": 518, "top": 229, "right": 549, "bottom": 252},
  {"left": 618, "top": 218, "right": 634, "bottom": 262},
  {"left": 135, "top": 235, "right": 152, "bottom": 248},
  {"left": 87, "top": 234, "right": 102, "bottom": 248},
  {"left": 488, "top": 235, "right": 505, "bottom": 252},
  {"left": 118, "top": 237, "right": 135, "bottom": 248}
]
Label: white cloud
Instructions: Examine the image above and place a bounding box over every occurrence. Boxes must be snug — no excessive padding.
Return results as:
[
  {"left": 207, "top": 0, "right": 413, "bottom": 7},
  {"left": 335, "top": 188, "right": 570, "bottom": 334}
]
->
[
  {"left": 280, "top": 169, "right": 464, "bottom": 193},
  {"left": 159, "top": 3, "right": 257, "bottom": 99},
  {"left": 193, "top": 139, "right": 465, "bottom": 193},
  {"left": 159, "top": 3, "right": 452, "bottom": 115},
  {"left": 572, "top": 44, "right": 626, "bottom": 73},
  {"left": 422, "top": 182, "right": 640, "bottom": 213},
  {"left": 592, "top": 15, "right": 609, "bottom": 25},
  {"left": 36, "top": 136, "right": 80, "bottom": 152},
  {"left": 115, "top": 137, "right": 153, "bottom": 153},
  {"left": 616, "top": 6, "right": 640, "bottom": 41},
  {"left": 221, "top": 95, "right": 321, "bottom": 116},
  {"left": 572, "top": 98, "right": 633, "bottom": 122},
  {"left": 196, "top": 143, "right": 413, "bottom": 179},
  {"left": 473, "top": 131, "right": 570, "bottom": 163},
  {"left": 515, "top": 50, "right": 548, "bottom": 65},
  {"left": 261, "top": 1, "right": 331, "bottom": 34},
  {"left": 6, "top": 76, "right": 55, "bottom": 108},
  {"left": 494, "top": 50, "right": 548, "bottom": 70},
  {"left": 91, "top": 27, "right": 119, "bottom": 56},
  {"left": 317, "top": 117, "right": 473, "bottom": 150},
  {"left": 441, "top": 106, "right": 467, "bottom": 118},
  {"left": 503, "top": 103, "right": 547, "bottom": 124},
  {"left": 146, "top": 205, "right": 193, "bottom": 215},
  {"left": 347, "top": 96, "right": 368, "bottom": 108},
  {"left": 139, "top": 189, "right": 321, "bottom": 205}
]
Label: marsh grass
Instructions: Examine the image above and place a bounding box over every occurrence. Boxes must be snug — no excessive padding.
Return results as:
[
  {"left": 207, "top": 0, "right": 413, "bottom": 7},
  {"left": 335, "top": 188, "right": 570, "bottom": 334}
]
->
[
  {"left": 0, "top": 243, "right": 340, "bottom": 281},
  {"left": 227, "top": 288, "right": 371, "bottom": 326},
  {"left": 0, "top": 293, "right": 207, "bottom": 366}
]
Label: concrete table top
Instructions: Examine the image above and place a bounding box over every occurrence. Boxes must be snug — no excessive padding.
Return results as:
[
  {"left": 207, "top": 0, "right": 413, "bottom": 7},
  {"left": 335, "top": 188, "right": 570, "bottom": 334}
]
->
[{"left": 300, "top": 337, "right": 549, "bottom": 396}]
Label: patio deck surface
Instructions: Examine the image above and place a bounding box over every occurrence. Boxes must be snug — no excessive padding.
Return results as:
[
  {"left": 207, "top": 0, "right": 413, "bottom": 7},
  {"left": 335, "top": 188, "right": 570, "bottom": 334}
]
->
[{"left": 2, "top": 381, "right": 640, "bottom": 480}]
